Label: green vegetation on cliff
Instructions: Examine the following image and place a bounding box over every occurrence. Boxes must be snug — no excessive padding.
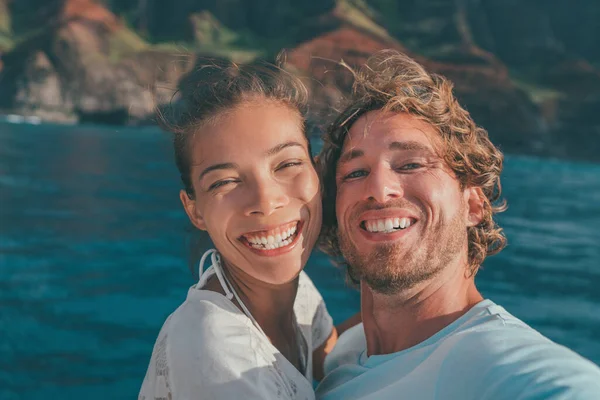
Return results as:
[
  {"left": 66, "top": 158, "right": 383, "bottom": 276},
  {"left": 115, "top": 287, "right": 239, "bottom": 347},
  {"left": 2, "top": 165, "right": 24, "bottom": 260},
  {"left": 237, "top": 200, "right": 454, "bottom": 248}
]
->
[{"left": 0, "top": 0, "right": 11, "bottom": 51}]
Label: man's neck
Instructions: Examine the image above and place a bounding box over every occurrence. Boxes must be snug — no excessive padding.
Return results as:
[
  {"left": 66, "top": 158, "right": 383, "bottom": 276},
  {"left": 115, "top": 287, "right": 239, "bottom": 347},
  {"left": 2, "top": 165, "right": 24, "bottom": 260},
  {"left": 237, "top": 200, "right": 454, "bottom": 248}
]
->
[{"left": 361, "top": 263, "right": 483, "bottom": 356}]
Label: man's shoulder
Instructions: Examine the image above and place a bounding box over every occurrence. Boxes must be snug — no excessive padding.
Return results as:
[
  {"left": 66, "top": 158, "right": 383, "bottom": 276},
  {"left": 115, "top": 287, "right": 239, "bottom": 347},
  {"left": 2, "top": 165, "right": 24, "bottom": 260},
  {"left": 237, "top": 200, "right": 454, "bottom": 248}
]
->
[
  {"left": 447, "top": 301, "right": 593, "bottom": 366},
  {"left": 323, "top": 323, "right": 366, "bottom": 374},
  {"left": 439, "top": 303, "right": 600, "bottom": 398},
  {"left": 319, "top": 302, "right": 600, "bottom": 399}
]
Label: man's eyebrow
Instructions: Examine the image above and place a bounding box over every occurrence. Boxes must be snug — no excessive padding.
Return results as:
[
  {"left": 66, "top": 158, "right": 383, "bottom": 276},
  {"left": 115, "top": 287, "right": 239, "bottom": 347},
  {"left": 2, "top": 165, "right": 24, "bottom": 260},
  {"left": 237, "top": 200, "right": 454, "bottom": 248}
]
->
[
  {"left": 265, "top": 141, "right": 305, "bottom": 157},
  {"left": 388, "top": 141, "right": 432, "bottom": 152},
  {"left": 198, "top": 163, "right": 238, "bottom": 181},
  {"left": 339, "top": 141, "right": 432, "bottom": 165},
  {"left": 339, "top": 149, "right": 364, "bottom": 165}
]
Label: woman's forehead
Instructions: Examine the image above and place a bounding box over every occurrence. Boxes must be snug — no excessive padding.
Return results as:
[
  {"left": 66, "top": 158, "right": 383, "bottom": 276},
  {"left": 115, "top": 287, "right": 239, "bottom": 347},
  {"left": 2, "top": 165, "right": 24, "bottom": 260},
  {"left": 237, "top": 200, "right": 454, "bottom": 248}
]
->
[{"left": 189, "top": 103, "right": 308, "bottom": 167}]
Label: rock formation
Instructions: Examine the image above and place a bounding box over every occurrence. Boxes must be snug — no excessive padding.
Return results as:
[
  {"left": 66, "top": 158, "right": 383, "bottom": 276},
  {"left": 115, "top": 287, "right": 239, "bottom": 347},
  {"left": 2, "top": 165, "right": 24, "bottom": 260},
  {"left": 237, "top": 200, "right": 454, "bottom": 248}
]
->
[{"left": 0, "top": 0, "right": 598, "bottom": 161}]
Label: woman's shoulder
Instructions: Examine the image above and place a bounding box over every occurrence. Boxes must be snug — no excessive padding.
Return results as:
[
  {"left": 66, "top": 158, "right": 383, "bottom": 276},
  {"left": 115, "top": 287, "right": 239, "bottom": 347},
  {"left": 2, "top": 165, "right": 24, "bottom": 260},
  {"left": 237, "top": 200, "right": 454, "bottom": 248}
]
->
[
  {"left": 164, "top": 289, "right": 256, "bottom": 349},
  {"left": 141, "top": 290, "right": 295, "bottom": 400},
  {"left": 296, "top": 270, "right": 330, "bottom": 313},
  {"left": 296, "top": 270, "right": 321, "bottom": 298},
  {"left": 294, "top": 271, "right": 334, "bottom": 348}
]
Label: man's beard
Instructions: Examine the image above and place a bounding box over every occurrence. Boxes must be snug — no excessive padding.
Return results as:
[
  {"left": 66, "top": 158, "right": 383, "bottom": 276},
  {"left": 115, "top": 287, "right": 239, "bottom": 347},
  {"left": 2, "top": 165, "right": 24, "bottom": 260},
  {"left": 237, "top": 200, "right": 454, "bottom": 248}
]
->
[{"left": 338, "top": 210, "right": 467, "bottom": 295}]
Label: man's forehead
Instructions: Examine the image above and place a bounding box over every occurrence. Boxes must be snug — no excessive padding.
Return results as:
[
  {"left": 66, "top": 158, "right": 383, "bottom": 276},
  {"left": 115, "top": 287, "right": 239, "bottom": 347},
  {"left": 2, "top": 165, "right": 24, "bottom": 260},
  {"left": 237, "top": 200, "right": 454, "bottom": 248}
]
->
[{"left": 342, "top": 110, "right": 439, "bottom": 152}]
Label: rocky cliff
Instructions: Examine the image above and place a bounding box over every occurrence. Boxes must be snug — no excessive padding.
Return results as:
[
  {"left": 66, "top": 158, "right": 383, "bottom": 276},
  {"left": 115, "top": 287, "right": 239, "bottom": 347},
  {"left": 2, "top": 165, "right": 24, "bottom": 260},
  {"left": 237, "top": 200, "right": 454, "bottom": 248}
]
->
[{"left": 0, "top": 0, "right": 598, "bottom": 161}]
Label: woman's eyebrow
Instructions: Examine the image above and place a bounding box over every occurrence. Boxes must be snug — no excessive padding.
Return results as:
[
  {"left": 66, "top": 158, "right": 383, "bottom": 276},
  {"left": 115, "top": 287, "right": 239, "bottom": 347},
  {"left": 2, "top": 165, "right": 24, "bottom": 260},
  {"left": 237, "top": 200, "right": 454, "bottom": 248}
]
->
[
  {"left": 198, "top": 162, "right": 238, "bottom": 181},
  {"left": 197, "top": 141, "right": 304, "bottom": 181},
  {"left": 265, "top": 141, "right": 304, "bottom": 157}
]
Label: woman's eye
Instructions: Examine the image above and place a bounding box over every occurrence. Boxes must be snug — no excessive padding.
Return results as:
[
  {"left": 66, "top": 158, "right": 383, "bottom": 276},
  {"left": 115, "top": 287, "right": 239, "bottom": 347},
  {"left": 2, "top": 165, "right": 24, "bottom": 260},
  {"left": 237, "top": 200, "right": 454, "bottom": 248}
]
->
[
  {"left": 208, "top": 179, "right": 236, "bottom": 191},
  {"left": 343, "top": 170, "right": 368, "bottom": 180},
  {"left": 277, "top": 161, "right": 303, "bottom": 170}
]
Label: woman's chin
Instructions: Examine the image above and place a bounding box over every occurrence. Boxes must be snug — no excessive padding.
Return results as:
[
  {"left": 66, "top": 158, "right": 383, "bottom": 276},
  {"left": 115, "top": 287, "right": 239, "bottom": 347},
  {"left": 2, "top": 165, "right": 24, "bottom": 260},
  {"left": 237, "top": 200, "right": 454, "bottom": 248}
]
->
[{"left": 258, "top": 263, "right": 305, "bottom": 285}]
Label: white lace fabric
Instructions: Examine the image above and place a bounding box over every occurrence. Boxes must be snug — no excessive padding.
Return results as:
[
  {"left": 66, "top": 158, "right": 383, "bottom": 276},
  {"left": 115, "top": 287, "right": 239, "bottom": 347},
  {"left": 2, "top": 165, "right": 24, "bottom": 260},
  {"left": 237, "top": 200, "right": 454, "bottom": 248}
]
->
[{"left": 139, "top": 250, "right": 333, "bottom": 400}]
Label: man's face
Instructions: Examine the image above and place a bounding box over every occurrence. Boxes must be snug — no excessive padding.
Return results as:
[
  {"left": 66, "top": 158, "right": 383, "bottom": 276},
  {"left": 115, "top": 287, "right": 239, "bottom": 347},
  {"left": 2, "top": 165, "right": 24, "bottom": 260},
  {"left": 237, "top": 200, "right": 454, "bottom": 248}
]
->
[{"left": 335, "top": 111, "right": 480, "bottom": 294}]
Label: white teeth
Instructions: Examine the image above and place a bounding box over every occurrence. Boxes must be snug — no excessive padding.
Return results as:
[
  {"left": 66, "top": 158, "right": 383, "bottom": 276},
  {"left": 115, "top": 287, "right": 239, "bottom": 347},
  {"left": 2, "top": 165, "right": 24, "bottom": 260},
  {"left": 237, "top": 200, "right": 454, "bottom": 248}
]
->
[
  {"left": 366, "top": 222, "right": 374, "bottom": 232},
  {"left": 244, "top": 223, "right": 299, "bottom": 251},
  {"left": 385, "top": 219, "right": 393, "bottom": 231},
  {"left": 364, "top": 217, "right": 413, "bottom": 233}
]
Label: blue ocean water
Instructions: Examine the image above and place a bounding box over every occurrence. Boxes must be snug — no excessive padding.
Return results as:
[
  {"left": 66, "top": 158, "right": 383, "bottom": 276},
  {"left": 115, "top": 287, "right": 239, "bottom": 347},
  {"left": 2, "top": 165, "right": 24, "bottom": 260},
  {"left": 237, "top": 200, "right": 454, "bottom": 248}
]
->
[{"left": 0, "top": 123, "right": 599, "bottom": 399}]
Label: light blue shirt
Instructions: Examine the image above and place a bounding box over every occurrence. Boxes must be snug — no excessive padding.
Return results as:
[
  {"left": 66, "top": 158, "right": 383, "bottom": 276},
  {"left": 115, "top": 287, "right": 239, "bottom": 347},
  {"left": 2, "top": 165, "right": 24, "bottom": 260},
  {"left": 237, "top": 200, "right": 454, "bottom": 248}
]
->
[{"left": 316, "top": 300, "right": 600, "bottom": 400}]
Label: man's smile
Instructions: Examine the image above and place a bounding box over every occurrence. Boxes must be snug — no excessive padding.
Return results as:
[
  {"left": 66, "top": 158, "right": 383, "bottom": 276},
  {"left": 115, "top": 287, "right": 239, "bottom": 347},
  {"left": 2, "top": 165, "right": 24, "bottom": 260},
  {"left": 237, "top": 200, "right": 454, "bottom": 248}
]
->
[
  {"left": 361, "top": 217, "right": 415, "bottom": 233},
  {"left": 355, "top": 209, "right": 419, "bottom": 242}
]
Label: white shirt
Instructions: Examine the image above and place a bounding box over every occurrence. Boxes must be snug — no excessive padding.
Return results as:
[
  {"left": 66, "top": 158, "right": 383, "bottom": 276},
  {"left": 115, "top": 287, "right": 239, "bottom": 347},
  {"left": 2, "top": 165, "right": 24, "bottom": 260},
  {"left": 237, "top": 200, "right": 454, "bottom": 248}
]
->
[
  {"left": 316, "top": 299, "right": 600, "bottom": 400},
  {"left": 139, "top": 251, "right": 333, "bottom": 400}
]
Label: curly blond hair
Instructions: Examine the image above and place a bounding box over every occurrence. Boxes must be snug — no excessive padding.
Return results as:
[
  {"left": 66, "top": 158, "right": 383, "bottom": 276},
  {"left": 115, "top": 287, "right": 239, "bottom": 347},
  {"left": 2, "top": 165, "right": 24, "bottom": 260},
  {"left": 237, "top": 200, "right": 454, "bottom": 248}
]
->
[{"left": 318, "top": 50, "right": 507, "bottom": 276}]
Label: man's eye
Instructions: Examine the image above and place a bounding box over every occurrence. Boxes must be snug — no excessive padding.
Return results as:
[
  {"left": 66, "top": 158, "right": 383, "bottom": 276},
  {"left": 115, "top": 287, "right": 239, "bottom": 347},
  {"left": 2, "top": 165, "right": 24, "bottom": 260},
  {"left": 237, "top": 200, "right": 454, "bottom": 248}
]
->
[
  {"left": 343, "top": 170, "right": 368, "bottom": 180},
  {"left": 399, "top": 163, "right": 423, "bottom": 171}
]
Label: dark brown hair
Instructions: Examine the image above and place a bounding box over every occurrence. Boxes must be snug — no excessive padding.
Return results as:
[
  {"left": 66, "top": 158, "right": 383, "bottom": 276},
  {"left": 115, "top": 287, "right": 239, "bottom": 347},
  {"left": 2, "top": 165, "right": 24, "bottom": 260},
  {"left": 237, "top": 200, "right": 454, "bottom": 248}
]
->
[
  {"left": 318, "top": 50, "right": 507, "bottom": 275},
  {"left": 158, "top": 58, "right": 311, "bottom": 199}
]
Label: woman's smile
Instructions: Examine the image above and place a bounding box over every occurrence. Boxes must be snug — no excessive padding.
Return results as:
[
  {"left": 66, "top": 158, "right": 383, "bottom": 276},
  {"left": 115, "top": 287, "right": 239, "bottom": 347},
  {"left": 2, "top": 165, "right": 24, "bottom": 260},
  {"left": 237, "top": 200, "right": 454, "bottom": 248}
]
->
[{"left": 240, "top": 219, "right": 302, "bottom": 253}]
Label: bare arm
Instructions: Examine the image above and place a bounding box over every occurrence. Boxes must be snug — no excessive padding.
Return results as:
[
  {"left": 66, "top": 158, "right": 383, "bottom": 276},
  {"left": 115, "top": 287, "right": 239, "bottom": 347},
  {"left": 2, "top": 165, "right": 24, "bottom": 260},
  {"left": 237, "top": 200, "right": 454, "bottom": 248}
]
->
[{"left": 336, "top": 312, "right": 362, "bottom": 337}]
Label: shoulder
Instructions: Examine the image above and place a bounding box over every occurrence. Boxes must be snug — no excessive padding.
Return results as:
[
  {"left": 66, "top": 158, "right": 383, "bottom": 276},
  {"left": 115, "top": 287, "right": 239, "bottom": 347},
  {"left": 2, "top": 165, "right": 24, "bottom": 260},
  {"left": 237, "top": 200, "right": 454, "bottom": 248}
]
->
[
  {"left": 439, "top": 305, "right": 600, "bottom": 399},
  {"left": 295, "top": 271, "right": 326, "bottom": 319},
  {"left": 295, "top": 271, "right": 334, "bottom": 349},
  {"left": 166, "top": 289, "right": 257, "bottom": 357},
  {"left": 155, "top": 291, "right": 294, "bottom": 398},
  {"left": 323, "top": 323, "right": 366, "bottom": 375},
  {"left": 140, "top": 292, "right": 259, "bottom": 400},
  {"left": 297, "top": 270, "right": 321, "bottom": 299},
  {"left": 447, "top": 303, "right": 590, "bottom": 364}
]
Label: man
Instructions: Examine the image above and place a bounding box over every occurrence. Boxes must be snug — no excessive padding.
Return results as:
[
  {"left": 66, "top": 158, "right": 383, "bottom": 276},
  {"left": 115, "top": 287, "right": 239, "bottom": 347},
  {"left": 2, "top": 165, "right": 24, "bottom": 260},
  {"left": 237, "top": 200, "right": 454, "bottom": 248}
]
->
[{"left": 315, "top": 50, "right": 600, "bottom": 399}]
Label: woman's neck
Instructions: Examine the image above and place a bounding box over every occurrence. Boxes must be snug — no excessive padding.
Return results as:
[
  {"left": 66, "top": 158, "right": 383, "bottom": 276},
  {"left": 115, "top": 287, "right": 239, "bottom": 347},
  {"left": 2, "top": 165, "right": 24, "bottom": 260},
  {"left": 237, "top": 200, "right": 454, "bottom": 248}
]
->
[{"left": 225, "top": 261, "right": 299, "bottom": 328}]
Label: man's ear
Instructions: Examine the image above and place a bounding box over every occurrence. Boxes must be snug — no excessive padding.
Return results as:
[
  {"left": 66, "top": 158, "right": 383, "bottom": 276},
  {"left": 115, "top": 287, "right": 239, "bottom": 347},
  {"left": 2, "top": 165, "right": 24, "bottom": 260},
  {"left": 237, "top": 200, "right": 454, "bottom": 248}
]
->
[
  {"left": 465, "top": 187, "right": 485, "bottom": 227},
  {"left": 179, "top": 190, "right": 207, "bottom": 231}
]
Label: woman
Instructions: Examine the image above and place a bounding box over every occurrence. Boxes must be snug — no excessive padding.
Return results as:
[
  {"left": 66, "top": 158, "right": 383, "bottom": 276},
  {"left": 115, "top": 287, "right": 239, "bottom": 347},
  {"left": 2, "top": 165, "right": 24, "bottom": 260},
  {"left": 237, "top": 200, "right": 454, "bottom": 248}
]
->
[{"left": 139, "top": 60, "right": 349, "bottom": 399}]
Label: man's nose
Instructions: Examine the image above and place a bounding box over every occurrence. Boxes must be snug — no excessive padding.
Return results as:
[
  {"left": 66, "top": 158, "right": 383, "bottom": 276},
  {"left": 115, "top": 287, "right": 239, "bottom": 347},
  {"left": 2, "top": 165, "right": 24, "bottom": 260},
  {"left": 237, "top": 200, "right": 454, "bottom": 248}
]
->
[
  {"left": 364, "top": 167, "right": 403, "bottom": 204},
  {"left": 243, "top": 178, "right": 289, "bottom": 217}
]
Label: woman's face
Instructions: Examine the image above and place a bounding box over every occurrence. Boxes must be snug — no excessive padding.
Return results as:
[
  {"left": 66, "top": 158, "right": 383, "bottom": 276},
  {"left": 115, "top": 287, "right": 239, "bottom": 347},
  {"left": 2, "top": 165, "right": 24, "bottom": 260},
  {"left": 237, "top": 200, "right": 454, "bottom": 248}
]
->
[{"left": 180, "top": 100, "right": 322, "bottom": 284}]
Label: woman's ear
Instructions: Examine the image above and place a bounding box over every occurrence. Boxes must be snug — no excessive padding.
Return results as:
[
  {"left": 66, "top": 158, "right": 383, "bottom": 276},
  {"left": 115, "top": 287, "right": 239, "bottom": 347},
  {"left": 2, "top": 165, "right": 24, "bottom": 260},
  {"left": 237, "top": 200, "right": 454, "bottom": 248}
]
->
[
  {"left": 179, "top": 190, "right": 207, "bottom": 231},
  {"left": 465, "top": 187, "right": 485, "bottom": 227}
]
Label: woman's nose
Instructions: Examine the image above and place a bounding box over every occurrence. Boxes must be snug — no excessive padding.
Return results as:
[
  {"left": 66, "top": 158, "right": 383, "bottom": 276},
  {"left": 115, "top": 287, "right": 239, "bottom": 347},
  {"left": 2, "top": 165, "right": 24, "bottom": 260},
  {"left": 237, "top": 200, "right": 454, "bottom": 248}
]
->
[{"left": 243, "top": 178, "right": 290, "bottom": 217}]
